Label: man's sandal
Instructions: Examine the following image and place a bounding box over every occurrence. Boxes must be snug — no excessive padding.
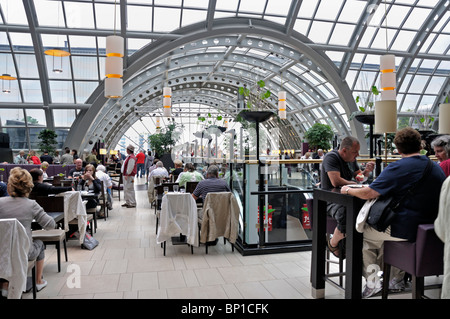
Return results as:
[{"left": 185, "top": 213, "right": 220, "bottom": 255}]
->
[{"left": 327, "top": 237, "right": 340, "bottom": 258}]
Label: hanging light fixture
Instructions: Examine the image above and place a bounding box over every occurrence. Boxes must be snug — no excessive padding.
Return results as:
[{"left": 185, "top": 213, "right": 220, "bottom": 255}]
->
[
  {"left": 0, "top": 74, "right": 16, "bottom": 94},
  {"left": 439, "top": 101, "right": 450, "bottom": 134},
  {"left": 44, "top": 1, "right": 70, "bottom": 73},
  {"left": 105, "top": 0, "right": 123, "bottom": 99},
  {"left": 162, "top": 86, "right": 172, "bottom": 117},
  {"left": 375, "top": 1, "right": 397, "bottom": 165},
  {"left": 156, "top": 116, "right": 161, "bottom": 134},
  {"left": 1, "top": 0, "right": 17, "bottom": 93},
  {"left": 278, "top": 91, "right": 287, "bottom": 120}
]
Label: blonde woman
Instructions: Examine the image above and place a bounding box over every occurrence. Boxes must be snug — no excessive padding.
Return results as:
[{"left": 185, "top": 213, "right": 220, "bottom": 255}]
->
[
  {"left": 40, "top": 161, "right": 49, "bottom": 179},
  {"left": 0, "top": 167, "right": 56, "bottom": 295}
]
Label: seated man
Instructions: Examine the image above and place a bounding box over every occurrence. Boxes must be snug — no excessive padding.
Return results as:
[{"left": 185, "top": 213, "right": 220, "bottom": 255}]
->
[
  {"left": 29, "top": 168, "right": 73, "bottom": 198},
  {"left": 68, "top": 158, "right": 84, "bottom": 180},
  {"left": 192, "top": 165, "right": 230, "bottom": 201},
  {"left": 320, "top": 136, "right": 374, "bottom": 258}
]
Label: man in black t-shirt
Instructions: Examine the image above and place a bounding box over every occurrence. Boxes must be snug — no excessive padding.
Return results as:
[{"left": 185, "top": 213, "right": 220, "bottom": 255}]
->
[
  {"left": 40, "top": 150, "right": 53, "bottom": 164},
  {"left": 320, "top": 136, "right": 374, "bottom": 258}
]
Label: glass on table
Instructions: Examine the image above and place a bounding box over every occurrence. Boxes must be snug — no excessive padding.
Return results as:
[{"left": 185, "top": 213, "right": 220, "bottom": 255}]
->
[
  {"left": 173, "top": 185, "right": 179, "bottom": 192},
  {"left": 163, "top": 186, "right": 169, "bottom": 194},
  {"left": 180, "top": 188, "right": 185, "bottom": 193}
]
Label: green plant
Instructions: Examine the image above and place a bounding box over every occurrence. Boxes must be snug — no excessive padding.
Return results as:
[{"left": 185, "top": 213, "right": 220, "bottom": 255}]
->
[
  {"left": 238, "top": 80, "right": 271, "bottom": 109},
  {"left": 149, "top": 123, "right": 177, "bottom": 156},
  {"left": 38, "top": 129, "right": 58, "bottom": 155},
  {"left": 349, "top": 86, "right": 379, "bottom": 121},
  {"left": 304, "top": 123, "right": 334, "bottom": 151}
]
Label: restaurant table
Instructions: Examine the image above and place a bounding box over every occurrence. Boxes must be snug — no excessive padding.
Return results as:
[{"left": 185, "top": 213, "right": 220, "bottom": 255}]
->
[
  {"left": 55, "top": 191, "right": 88, "bottom": 244},
  {"left": 311, "top": 187, "right": 365, "bottom": 299},
  {"left": 156, "top": 192, "right": 199, "bottom": 255}
]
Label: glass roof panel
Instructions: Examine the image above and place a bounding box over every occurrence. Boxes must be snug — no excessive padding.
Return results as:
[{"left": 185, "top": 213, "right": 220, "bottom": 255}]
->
[
  {"left": 315, "top": 0, "right": 344, "bottom": 21},
  {"left": 339, "top": 0, "right": 366, "bottom": 24},
  {"left": 53, "top": 109, "right": 76, "bottom": 127},
  {"left": 94, "top": 3, "right": 120, "bottom": 30},
  {"left": 49, "top": 80, "right": 74, "bottom": 103},
  {"left": 65, "top": 2, "right": 95, "bottom": 29},
  {"left": 329, "top": 23, "right": 355, "bottom": 46},
  {"left": 21, "top": 80, "right": 42, "bottom": 103},
  {"left": 265, "top": 0, "right": 292, "bottom": 16},
  {"left": 238, "top": 0, "right": 267, "bottom": 15},
  {"left": 34, "top": 0, "right": 61, "bottom": 27},
  {"left": 26, "top": 109, "right": 46, "bottom": 126},
  {"left": 16, "top": 54, "right": 39, "bottom": 78},
  {"left": 153, "top": 7, "right": 181, "bottom": 32},
  {"left": 181, "top": 9, "right": 208, "bottom": 28},
  {"left": 308, "top": 21, "right": 334, "bottom": 44},
  {"left": 127, "top": 5, "right": 153, "bottom": 31},
  {"left": 1, "top": 0, "right": 27, "bottom": 25}
]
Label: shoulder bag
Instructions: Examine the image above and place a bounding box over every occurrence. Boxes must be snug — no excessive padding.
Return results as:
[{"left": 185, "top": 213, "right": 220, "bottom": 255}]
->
[{"left": 366, "top": 158, "right": 433, "bottom": 232}]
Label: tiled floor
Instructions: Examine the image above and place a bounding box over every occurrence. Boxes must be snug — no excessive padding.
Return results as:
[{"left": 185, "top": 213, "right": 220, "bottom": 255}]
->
[{"left": 25, "top": 177, "right": 442, "bottom": 300}]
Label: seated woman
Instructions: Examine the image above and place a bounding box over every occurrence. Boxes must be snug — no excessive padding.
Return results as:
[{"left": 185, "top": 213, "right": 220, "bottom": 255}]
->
[
  {"left": 0, "top": 167, "right": 56, "bottom": 295},
  {"left": 176, "top": 163, "right": 204, "bottom": 188},
  {"left": 431, "top": 135, "right": 450, "bottom": 176},
  {"left": 78, "top": 164, "right": 102, "bottom": 209},
  {"left": 340, "top": 127, "right": 446, "bottom": 298},
  {"left": 40, "top": 161, "right": 49, "bottom": 179},
  {"left": 27, "top": 150, "right": 41, "bottom": 164},
  {"left": 29, "top": 168, "right": 73, "bottom": 198}
]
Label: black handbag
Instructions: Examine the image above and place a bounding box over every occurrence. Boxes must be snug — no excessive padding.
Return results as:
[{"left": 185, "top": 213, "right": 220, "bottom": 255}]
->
[{"left": 366, "top": 158, "right": 433, "bottom": 232}]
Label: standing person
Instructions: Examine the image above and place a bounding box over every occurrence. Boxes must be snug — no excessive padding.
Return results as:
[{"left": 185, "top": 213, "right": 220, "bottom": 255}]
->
[
  {"left": 144, "top": 151, "right": 154, "bottom": 183},
  {"left": 341, "top": 127, "right": 446, "bottom": 297},
  {"left": 39, "top": 150, "right": 53, "bottom": 164},
  {"left": 136, "top": 149, "right": 146, "bottom": 178},
  {"left": 53, "top": 150, "right": 61, "bottom": 164},
  {"left": 121, "top": 144, "right": 137, "bottom": 208},
  {"left": 60, "top": 148, "right": 73, "bottom": 165},
  {"left": 320, "top": 136, "right": 374, "bottom": 258},
  {"left": 85, "top": 149, "right": 99, "bottom": 165}
]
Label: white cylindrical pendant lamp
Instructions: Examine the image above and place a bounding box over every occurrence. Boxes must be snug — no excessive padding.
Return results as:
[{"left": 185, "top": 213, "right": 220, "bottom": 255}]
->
[
  {"left": 380, "top": 72, "right": 396, "bottom": 91},
  {"left": 105, "top": 56, "right": 123, "bottom": 78},
  {"left": 106, "top": 35, "right": 124, "bottom": 57},
  {"left": 439, "top": 103, "right": 450, "bottom": 134},
  {"left": 380, "top": 54, "right": 395, "bottom": 72},
  {"left": 163, "top": 107, "right": 171, "bottom": 117},
  {"left": 162, "top": 86, "right": 172, "bottom": 117},
  {"left": 105, "top": 77, "right": 123, "bottom": 99},
  {"left": 278, "top": 91, "right": 287, "bottom": 120},
  {"left": 381, "top": 89, "right": 397, "bottom": 101},
  {"left": 375, "top": 100, "right": 397, "bottom": 134},
  {"left": 105, "top": 35, "right": 124, "bottom": 98}
]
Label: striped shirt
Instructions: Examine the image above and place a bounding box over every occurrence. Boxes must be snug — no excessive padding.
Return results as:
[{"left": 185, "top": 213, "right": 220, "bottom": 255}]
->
[{"left": 192, "top": 177, "right": 230, "bottom": 199}]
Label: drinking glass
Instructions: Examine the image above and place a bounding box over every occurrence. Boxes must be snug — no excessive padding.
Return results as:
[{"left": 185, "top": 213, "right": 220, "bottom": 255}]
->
[
  {"left": 163, "top": 186, "right": 169, "bottom": 195},
  {"left": 180, "top": 188, "right": 185, "bottom": 193},
  {"left": 173, "top": 185, "right": 179, "bottom": 192}
]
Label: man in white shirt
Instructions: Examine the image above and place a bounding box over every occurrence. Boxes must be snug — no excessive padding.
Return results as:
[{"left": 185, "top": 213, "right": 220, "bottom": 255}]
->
[{"left": 121, "top": 144, "right": 137, "bottom": 208}]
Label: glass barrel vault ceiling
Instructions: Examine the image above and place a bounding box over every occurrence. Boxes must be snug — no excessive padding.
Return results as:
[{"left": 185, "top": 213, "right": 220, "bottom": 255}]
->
[{"left": 0, "top": 0, "right": 448, "bottom": 153}]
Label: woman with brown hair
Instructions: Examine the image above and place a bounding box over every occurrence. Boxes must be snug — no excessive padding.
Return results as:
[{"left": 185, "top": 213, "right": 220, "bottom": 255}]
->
[{"left": 0, "top": 167, "right": 56, "bottom": 295}]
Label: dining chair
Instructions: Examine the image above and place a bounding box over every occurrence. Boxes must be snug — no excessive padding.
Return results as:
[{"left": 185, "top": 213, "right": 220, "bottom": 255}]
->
[
  {"left": 382, "top": 224, "right": 444, "bottom": 299},
  {"left": 111, "top": 173, "right": 123, "bottom": 201},
  {"left": 0, "top": 218, "right": 34, "bottom": 299},
  {"left": 307, "top": 198, "right": 345, "bottom": 287},
  {"left": 97, "top": 182, "right": 109, "bottom": 220},
  {"left": 198, "top": 192, "right": 239, "bottom": 254},
  {"left": 32, "top": 228, "right": 67, "bottom": 273}
]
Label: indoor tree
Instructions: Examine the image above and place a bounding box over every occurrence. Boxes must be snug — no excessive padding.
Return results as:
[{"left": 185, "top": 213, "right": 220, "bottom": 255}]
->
[{"left": 304, "top": 123, "right": 334, "bottom": 151}]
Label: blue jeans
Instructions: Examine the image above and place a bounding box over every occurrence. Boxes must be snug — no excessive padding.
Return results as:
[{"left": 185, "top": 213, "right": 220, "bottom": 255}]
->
[{"left": 137, "top": 163, "right": 145, "bottom": 177}]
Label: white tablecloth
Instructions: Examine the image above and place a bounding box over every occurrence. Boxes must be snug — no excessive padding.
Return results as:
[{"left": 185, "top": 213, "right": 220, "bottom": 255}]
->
[
  {"left": 156, "top": 192, "right": 199, "bottom": 247},
  {"left": 56, "top": 191, "right": 87, "bottom": 244}
]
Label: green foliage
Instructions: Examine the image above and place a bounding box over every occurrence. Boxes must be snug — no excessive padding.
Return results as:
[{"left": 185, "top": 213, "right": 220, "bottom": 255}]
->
[
  {"left": 304, "top": 123, "right": 334, "bottom": 151},
  {"left": 38, "top": 129, "right": 58, "bottom": 155},
  {"left": 238, "top": 80, "right": 271, "bottom": 109},
  {"left": 148, "top": 123, "right": 176, "bottom": 157}
]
